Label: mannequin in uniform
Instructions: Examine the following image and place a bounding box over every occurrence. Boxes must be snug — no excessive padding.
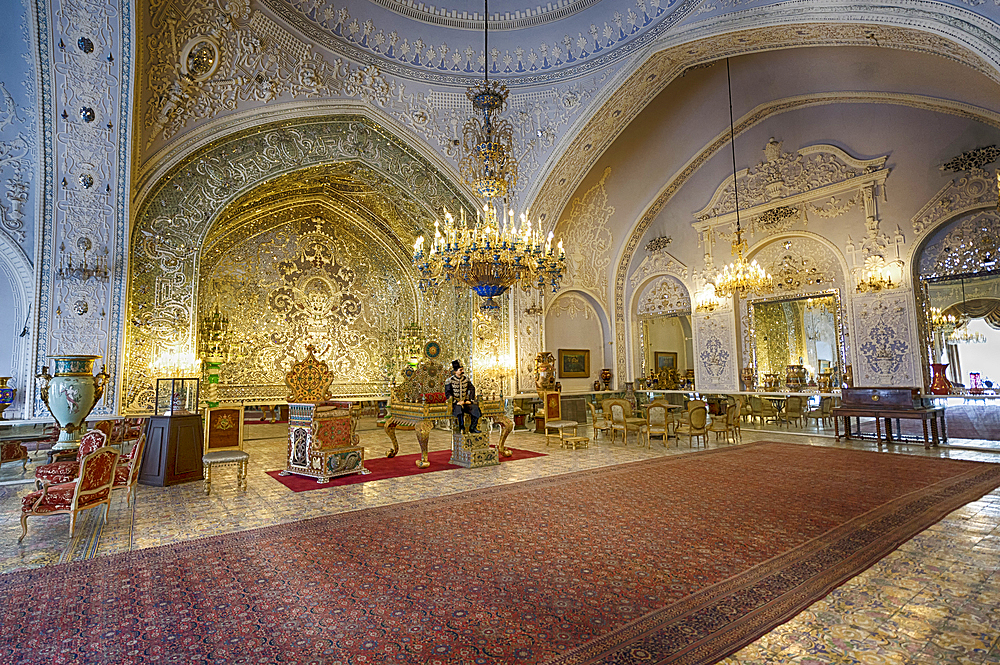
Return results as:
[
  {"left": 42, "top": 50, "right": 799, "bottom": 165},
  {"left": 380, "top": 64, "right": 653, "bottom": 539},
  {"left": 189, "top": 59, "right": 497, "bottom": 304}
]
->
[{"left": 445, "top": 360, "right": 481, "bottom": 433}]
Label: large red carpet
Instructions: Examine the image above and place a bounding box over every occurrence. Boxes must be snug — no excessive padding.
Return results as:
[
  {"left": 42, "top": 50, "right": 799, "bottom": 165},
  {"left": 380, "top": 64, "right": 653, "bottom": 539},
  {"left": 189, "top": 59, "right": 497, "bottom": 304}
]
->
[
  {"left": 265, "top": 447, "right": 548, "bottom": 491},
  {"left": 3, "top": 441, "right": 999, "bottom": 665}
]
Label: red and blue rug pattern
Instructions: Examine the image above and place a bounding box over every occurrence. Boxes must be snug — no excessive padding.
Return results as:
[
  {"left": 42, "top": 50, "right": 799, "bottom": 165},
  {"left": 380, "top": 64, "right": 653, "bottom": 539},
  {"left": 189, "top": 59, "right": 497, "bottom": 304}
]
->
[
  {"left": 2, "top": 441, "right": 999, "bottom": 664},
  {"left": 265, "top": 447, "right": 547, "bottom": 491}
]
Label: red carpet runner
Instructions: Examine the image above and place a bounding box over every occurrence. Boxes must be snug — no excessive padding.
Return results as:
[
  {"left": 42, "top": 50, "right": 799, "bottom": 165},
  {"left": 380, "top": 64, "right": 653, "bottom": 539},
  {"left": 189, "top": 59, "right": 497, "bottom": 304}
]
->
[
  {"left": 2, "top": 441, "right": 999, "bottom": 665},
  {"left": 265, "top": 447, "right": 547, "bottom": 491}
]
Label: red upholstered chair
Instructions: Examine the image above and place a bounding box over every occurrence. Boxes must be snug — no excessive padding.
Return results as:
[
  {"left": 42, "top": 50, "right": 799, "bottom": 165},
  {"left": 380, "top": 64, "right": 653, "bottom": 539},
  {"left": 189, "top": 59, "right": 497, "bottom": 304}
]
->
[
  {"left": 19, "top": 445, "right": 119, "bottom": 541},
  {"left": 30, "top": 424, "right": 60, "bottom": 454},
  {"left": 0, "top": 440, "right": 29, "bottom": 471},
  {"left": 112, "top": 432, "right": 147, "bottom": 507},
  {"left": 33, "top": 430, "right": 107, "bottom": 489}
]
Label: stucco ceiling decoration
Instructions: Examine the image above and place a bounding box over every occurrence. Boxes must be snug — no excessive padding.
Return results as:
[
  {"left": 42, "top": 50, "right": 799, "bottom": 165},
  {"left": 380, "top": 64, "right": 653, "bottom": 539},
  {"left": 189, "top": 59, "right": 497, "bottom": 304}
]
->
[
  {"left": 266, "top": 0, "right": 704, "bottom": 84},
  {"left": 692, "top": 140, "right": 889, "bottom": 258},
  {"left": 528, "top": 22, "right": 1000, "bottom": 228}
]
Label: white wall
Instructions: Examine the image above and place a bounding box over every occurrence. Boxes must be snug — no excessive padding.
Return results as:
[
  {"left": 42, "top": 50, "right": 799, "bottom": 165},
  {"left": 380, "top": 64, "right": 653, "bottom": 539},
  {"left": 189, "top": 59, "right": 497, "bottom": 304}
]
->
[{"left": 544, "top": 292, "right": 605, "bottom": 391}]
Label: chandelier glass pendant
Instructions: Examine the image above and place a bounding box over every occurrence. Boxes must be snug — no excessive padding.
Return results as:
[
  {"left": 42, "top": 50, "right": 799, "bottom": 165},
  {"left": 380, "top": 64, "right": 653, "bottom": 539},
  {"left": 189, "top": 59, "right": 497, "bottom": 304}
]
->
[
  {"left": 712, "top": 59, "right": 774, "bottom": 300},
  {"left": 412, "top": 0, "right": 566, "bottom": 311}
]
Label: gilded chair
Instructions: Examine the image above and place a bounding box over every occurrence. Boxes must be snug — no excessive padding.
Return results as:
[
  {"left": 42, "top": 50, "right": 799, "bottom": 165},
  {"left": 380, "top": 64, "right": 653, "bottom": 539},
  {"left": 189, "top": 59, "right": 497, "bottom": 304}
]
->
[
  {"left": 739, "top": 396, "right": 752, "bottom": 423},
  {"left": 33, "top": 430, "right": 107, "bottom": 488},
  {"left": 729, "top": 401, "right": 743, "bottom": 442},
  {"left": 708, "top": 404, "right": 737, "bottom": 444},
  {"left": 586, "top": 402, "right": 610, "bottom": 441},
  {"left": 112, "top": 432, "right": 147, "bottom": 507},
  {"left": 29, "top": 424, "right": 60, "bottom": 454},
  {"left": 676, "top": 399, "right": 706, "bottom": 426},
  {"left": 640, "top": 402, "right": 671, "bottom": 448},
  {"left": 674, "top": 405, "right": 708, "bottom": 447},
  {"left": 805, "top": 396, "right": 833, "bottom": 429},
  {"left": 19, "top": 445, "right": 119, "bottom": 542},
  {"left": 778, "top": 396, "right": 805, "bottom": 428},
  {"left": 605, "top": 398, "right": 639, "bottom": 445},
  {"left": 749, "top": 395, "right": 779, "bottom": 425}
]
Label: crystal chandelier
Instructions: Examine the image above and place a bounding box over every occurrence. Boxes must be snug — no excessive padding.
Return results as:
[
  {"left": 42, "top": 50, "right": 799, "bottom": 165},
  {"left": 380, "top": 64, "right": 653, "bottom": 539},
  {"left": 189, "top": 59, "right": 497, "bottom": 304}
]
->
[
  {"left": 949, "top": 325, "right": 987, "bottom": 344},
  {"left": 413, "top": 207, "right": 565, "bottom": 310},
  {"left": 712, "top": 58, "right": 773, "bottom": 300},
  {"left": 930, "top": 307, "right": 965, "bottom": 335},
  {"left": 413, "top": 0, "right": 566, "bottom": 311}
]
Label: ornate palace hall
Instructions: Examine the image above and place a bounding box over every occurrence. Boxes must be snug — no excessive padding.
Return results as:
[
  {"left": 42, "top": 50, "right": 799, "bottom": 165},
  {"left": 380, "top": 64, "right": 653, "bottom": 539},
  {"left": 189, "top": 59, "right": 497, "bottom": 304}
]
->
[{"left": 1, "top": 0, "right": 1000, "bottom": 662}]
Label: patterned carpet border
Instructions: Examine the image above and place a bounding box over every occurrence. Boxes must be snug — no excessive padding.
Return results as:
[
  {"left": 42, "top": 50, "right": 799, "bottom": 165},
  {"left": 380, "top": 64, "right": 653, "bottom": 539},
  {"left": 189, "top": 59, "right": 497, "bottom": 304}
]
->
[
  {"left": 547, "top": 445, "right": 1000, "bottom": 665},
  {"left": 2, "top": 441, "right": 999, "bottom": 665}
]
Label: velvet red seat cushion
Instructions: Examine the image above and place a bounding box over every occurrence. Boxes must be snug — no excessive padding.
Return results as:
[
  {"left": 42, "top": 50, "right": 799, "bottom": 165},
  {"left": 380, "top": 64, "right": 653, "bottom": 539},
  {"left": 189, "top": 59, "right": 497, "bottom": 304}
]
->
[
  {"left": 422, "top": 392, "right": 447, "bottom": 404},
  {"left": 21, "top": 483, "right": 76, "bottom": 512}
]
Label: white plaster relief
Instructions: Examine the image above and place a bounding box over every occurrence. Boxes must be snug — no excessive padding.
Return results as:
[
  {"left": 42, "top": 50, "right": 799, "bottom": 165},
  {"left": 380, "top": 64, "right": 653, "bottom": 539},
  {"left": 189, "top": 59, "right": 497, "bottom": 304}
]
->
[
  {"left": 636, "top": 275, "right": 690, "bottom": 317},
  {"left": 911, "top": 170, "right": 999, "bottom": 236},
  {"left": 693, "top": 310, "right": 737, "bottom": 391},
  {"left": 628, "top": 250, "right": 689, "bottom": 288},
  {"left": 553, "top": 166, "right": 613, "bottom": 307},
  {"left": 850, "top": 291, "right": 919, "bottom": 388}
]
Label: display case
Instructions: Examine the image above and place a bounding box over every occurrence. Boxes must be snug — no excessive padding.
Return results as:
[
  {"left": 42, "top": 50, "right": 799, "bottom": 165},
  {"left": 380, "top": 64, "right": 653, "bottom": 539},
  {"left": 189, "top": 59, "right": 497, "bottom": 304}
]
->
[{"left": 155, "top": 378, "right": 200, "bottom": 416}]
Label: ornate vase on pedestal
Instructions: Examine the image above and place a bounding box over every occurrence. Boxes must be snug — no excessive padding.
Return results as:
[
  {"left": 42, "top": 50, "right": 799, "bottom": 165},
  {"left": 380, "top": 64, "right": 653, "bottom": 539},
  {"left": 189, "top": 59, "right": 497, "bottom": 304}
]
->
[
  {"left": 36, "top": 355, "right": 108, "bottom": 451},
  {"left": 741, "top": 366, "right": 755, "bottom": 391},
  {"left": 0, "top": 378, "right": 15, "bottom": 420},
  {"left": 534, "top": 352, "right": 556, "bottom": 391},
  {"left": 599, "top": 368, "right": 613, "bottom": 391},
  {"left": 929, "top": 363, "right": 950, "bottom": 395}
]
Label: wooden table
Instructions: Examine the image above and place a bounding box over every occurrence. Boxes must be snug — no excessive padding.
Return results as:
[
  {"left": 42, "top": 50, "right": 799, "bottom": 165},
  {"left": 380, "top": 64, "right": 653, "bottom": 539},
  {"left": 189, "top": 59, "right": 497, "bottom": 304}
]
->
[{"left": 833, "top": 405, "right": 946, "bottom": 449}]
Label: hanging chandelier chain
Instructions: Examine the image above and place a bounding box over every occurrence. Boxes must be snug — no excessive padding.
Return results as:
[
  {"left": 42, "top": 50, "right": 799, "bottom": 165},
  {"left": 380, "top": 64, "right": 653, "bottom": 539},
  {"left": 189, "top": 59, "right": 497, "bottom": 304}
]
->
[{"left": 727, "top": 57, "right": 742, "bottom": 249}]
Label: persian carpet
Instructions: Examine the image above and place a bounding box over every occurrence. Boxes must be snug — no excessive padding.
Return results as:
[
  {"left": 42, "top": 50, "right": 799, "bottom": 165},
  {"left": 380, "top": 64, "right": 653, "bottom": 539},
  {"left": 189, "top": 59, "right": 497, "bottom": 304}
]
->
[
  {"left": 3, "top": 442, "right": 1000, "bottom": 665},
  {"left": 265, "top": 447, "right": 548, "bottom": 491}
]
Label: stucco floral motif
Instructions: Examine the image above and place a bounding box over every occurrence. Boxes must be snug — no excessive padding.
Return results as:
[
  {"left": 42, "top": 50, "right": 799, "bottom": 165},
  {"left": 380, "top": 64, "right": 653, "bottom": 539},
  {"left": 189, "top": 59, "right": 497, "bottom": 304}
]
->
[
  {"left": 852, "top": 293, "right": 916, "bottom": 387},
  {"left": 911, "top": 172, "right": 999, "bottom": 236},
  {"left": 637, "top": 275, "right": 690, "bottom": 317},
  {"left": 751, "top": 236, "right": 843, "bottom": 294},
  {"left": 694, "top": 312, "right": 737, "bottom": 391},
  {"left": 554, "top": 166, "right": 614, "bottom": 306},
  {"left": 548, "top": 292, "right": 594, "bottom": 320}
]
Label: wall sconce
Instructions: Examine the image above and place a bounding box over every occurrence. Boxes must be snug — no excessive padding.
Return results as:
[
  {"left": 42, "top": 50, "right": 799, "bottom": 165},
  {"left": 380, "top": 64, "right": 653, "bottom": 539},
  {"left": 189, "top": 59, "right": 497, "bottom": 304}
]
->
[
  {"left": 57, "top": 237, "right": 109, "bottom": 282},
  {"left": 855, "top": 257, "right": 899, "bottom": 294}
]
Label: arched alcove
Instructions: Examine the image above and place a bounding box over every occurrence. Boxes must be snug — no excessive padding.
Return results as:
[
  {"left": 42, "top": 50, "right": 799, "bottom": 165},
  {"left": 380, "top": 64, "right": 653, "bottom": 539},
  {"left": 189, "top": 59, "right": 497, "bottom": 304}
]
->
[{"left": 544, "top": 290, "right": 610, "bottom": 390}]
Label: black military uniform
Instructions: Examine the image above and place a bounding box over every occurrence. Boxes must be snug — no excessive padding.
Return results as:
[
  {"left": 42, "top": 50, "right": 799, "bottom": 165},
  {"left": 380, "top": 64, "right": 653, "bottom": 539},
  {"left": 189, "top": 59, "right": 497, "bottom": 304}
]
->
[{"left": 445, "top": 360, "right": 481, "bottom": 433}]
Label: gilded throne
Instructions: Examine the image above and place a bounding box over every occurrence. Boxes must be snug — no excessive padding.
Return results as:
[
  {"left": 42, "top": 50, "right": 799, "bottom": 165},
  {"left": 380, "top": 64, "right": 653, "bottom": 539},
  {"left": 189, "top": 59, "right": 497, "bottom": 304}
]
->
[
  {"left": 281, "top": 346, "right": 367, "bottom": 483},
  {"left": 384, "top": 359, "right": 513, "bottom": 468}
]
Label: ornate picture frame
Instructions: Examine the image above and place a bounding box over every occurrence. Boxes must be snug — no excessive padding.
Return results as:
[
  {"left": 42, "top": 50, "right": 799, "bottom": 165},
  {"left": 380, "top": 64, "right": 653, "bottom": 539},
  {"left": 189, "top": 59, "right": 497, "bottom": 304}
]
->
[
  {"left": 654, "top": 352, "right": 678, "bottom": 371},
  {"left": 558, "top": 349, "right": 591, "bottom": 378}
]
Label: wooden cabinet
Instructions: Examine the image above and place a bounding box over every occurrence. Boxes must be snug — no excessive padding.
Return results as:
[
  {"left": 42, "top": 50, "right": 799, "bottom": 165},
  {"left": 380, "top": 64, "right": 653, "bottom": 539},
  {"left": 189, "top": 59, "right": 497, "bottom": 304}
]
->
[{"left": 140, "top": 414, "right": 204, "bottom": 486}]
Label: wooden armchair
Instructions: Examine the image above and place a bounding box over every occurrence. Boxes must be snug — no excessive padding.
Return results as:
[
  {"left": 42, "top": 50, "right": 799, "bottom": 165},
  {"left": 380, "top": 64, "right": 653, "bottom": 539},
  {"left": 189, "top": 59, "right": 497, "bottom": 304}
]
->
[
  {"left": 604, "top": 398, "right": 639, "bottom": 444},
  {"left": 674, "top": 405, "right": 708, "bottom": 447},
  {"left": 0, "top": 440, "right": 28, "bottom": 471},
  {"left": 586, "top": 402, "right": 610, "bottom": 441},
  {"left": 708, "top": 404, "right": 738, "bottom": 444},
  {"left": 778, "top": 396, "right": 805, "bottom": 428},
  {"left": 33, "top": 430, "right": 107, "bottom": 488},
  {"left": 805, "top": 396, "right": 833, "bottom": 429},
  {"left": 19, "top": 445, "right": 119, "bottom": 541},
  {"left": 113, "top": 432, "right": 147, "bottom": 507},
  {"left": 640, "top": 402, "right": 671, "bottom": 448}
]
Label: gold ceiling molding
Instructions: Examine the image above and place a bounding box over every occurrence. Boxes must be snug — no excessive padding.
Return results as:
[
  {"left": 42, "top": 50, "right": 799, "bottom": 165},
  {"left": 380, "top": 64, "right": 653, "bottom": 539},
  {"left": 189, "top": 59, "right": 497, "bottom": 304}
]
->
[
  {"left": 527, "top": 23, "right": 999, "bottom": 228},
  {"left": 607, "top": 91, "right": 1000, "bottom": 382}
]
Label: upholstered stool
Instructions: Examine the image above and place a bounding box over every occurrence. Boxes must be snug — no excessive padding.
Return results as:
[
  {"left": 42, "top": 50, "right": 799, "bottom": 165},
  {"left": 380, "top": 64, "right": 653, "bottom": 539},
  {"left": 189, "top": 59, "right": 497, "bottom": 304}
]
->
[
  {"left": 561, "top": 436, "right": 589, "bottom": 450},
  {"left": 202, "top": 450, "right": 249, "bottom": 495}
]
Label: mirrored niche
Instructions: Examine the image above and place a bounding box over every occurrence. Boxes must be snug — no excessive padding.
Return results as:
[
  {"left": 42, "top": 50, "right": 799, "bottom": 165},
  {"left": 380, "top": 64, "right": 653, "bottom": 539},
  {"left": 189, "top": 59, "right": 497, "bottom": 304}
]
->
[
  {"left": 748, "top": 290, "right": 845, "bottom": 390},
  {"left": 639, "top": 313, "right": 694, "bottom": 389},
  {"left": 923, "top": 271, "right": 1000, "bottom": 390}
]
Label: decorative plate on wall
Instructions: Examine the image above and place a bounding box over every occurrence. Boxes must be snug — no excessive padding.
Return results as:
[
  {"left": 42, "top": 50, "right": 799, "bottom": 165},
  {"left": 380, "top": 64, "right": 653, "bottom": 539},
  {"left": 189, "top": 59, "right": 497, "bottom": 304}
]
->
[{"left": 424, "top": 341, "right": 441, "bottom": 359}]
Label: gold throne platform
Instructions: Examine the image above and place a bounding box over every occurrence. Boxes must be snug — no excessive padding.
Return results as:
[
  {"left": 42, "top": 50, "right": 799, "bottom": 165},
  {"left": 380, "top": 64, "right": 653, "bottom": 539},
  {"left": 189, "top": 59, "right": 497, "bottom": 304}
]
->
[
  {"left": 384, "top": 360, "right": 513, "bottom": 468},
  {"left": 281, "top": 346, "right": 367, "bottom": 483}
]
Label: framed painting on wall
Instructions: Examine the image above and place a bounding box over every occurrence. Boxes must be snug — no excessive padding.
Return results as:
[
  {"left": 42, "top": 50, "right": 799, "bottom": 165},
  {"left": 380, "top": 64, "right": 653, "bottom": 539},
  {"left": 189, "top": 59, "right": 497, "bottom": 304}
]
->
[
  {"left": 558, "top": 349, "right": 591, "bottom": 378},
  {"left": 654, "top": 352, "right": 678, "bottom": 371}
]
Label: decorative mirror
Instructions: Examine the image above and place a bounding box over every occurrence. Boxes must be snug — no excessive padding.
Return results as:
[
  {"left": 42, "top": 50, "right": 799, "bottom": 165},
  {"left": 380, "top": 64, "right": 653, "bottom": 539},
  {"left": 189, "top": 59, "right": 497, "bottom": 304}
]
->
[{"left": 747, "top": 290, "right": 846, "bottom": 390}]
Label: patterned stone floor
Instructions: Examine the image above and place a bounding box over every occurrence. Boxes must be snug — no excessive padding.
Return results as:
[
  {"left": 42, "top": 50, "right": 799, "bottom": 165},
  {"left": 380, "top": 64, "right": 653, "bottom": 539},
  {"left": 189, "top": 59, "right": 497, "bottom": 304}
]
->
[{"left": 1, "top": 418, "right": 999, "bottom": 664}]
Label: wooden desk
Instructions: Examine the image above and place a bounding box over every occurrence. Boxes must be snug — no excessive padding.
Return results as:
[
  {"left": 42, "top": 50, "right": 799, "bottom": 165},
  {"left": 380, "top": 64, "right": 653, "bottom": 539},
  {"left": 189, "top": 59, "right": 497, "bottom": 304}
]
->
[{"left": 833, "top": 406, "right": 946, "bottom": 449}]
